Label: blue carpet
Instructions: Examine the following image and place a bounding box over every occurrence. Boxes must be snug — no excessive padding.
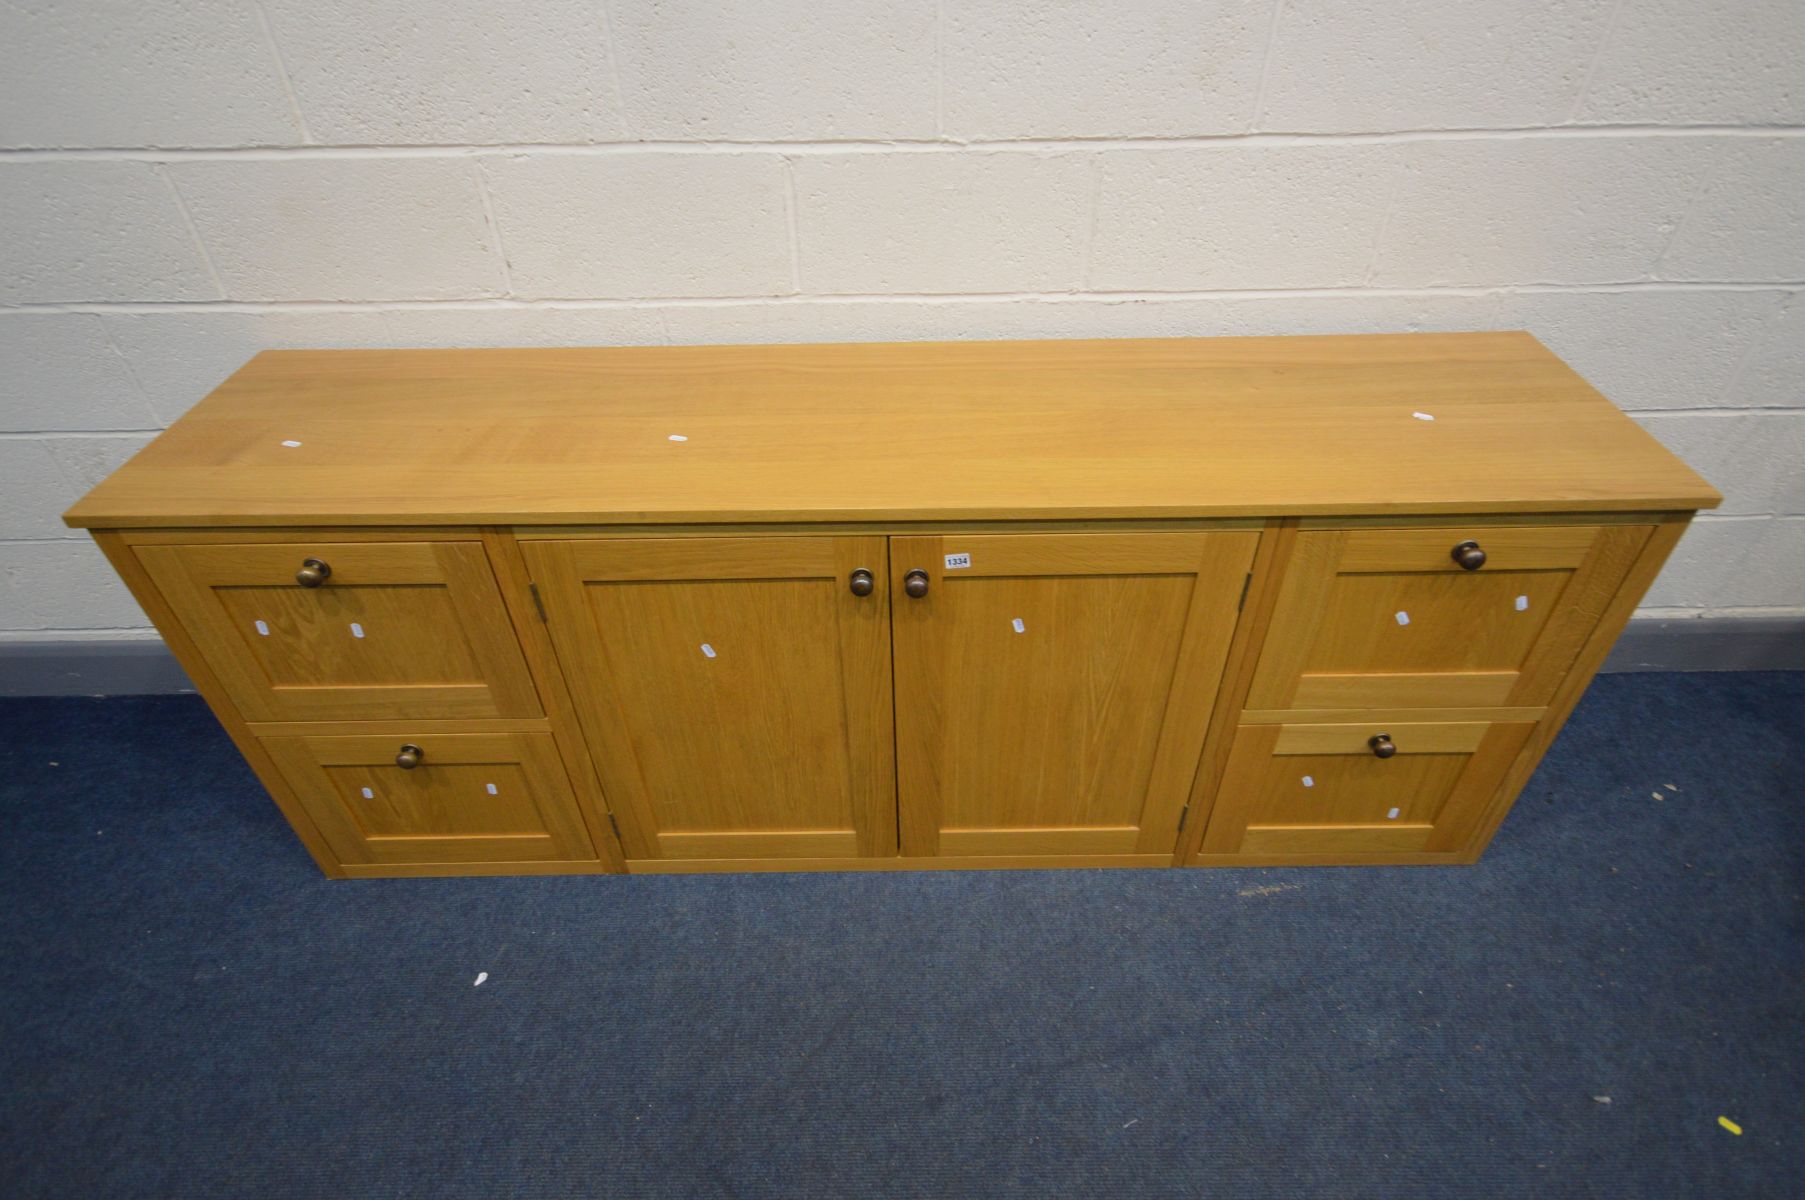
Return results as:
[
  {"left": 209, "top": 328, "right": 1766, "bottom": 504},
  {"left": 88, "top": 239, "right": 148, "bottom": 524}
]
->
[{"left": 2, "top": 672, "right": 1801, "bottom": 1198}]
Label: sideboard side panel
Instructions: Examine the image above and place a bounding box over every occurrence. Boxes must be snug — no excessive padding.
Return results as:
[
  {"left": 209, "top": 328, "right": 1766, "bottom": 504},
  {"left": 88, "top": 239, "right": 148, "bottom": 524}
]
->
[{"left": 90, "top": 530, "right": 345, "bottom": 877}]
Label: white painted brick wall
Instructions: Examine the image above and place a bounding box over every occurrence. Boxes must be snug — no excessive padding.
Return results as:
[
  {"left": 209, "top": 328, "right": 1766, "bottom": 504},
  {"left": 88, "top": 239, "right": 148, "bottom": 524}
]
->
[{"left": 1, "top": 1, "right": 1801, "bottom": 643}]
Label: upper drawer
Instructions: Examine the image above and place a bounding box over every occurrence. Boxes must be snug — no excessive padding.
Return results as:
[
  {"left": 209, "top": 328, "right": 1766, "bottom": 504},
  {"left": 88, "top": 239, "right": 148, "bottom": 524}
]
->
[
  {"left": 137, "top": 540, "right": 542, "bottom": 722},
  {"left": 1246, "top": 523, "right": 1654, "bottom": 712}
]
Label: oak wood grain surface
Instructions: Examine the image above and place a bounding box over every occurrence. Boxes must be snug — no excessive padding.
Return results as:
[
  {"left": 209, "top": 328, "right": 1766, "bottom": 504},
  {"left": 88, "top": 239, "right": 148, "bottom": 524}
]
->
[{"left": 65, "top": 333, "right": 1719, "bottom": 529}]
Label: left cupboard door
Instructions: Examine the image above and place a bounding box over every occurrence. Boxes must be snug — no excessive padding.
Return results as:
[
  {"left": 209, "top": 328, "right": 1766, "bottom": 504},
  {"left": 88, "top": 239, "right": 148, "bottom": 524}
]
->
[
  {"left": 262, "top": 732, "right": 598, "bottom": 867},
  {"left": 136, "top": 541, "right": 543, "bottom": 722},
  {"left": 520, "top": 537, "right": 897, "bottom": 865}
]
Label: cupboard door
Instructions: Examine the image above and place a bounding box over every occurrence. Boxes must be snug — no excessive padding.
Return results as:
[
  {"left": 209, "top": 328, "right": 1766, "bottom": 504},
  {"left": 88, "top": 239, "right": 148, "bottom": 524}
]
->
[
  {"left": 1198, "top": 720, "right": 1536, "bottom": 861},
  {"left": 1245, "top": 524, "right": 1652, "bottom": 712},
  {"left": 891, "top": 532, "right": 1258, "bottom": 858},
  {"left": 262, "top": 732, "right": 596, "bottom": 866},
  {"left": 136, "top": 540, "right": 542, "bottom": 721},
  {"left": 521, "top": 537, "right": 895, "bottom": 862}
]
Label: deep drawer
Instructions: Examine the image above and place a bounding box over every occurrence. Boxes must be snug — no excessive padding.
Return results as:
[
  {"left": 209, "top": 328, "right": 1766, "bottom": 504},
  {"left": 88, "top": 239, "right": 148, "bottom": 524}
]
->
[
  {"left": 137, "top": 540, "right": 542, "bottom": 721},
  {"left": 1198, "top": 719, "right": 1536, "bottom": 860},
  {"left": 261, "top": 730, "right": 596, "bottom": 866},
  {"left": 1244, "top": 523, "right": 1653, "bottom": 713}
]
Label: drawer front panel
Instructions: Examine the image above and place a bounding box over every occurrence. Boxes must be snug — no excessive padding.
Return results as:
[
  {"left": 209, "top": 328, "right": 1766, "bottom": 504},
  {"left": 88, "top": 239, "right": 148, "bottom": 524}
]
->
[
  {"left": 138, "top": 541, "right": 542, "bottom": 721},
  {"left": 1247, "top": 524, "right": 1652, "bottom": 712},
  {"left": 262, "top": 731, "right": 596, "bottom": 865},
  {"left": 1200, "top": 720, "right": 1536, "bottom": 859}
]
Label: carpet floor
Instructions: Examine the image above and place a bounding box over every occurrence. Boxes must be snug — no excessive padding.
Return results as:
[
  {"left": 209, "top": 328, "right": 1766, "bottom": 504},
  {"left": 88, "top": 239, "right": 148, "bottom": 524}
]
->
[{"left": 2, "top": 671, "right": 1801, "bottom": 1198}]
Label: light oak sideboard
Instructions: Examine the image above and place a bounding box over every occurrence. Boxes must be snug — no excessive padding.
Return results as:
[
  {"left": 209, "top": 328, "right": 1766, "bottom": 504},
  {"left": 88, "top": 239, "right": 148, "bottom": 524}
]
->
[{"left": 65, "top": 334, "right": 1719, "bottom": 879}]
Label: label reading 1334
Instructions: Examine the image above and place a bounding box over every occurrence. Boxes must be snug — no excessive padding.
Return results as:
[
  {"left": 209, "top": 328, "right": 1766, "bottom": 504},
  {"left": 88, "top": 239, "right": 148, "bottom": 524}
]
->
[{"left": 944, "top": 553, "right": 972, "bottom": 570}]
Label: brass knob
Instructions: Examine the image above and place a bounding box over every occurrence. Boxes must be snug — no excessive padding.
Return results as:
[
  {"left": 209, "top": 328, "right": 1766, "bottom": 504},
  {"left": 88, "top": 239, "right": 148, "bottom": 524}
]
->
[
  {"left": 395, "top": 743, "right": 424, "bottom": 770},
  {"left": 849, "top": 568, "right": 875, "bottom": 597},
  {"left": 1369, "top": 733, "right": 1397, "bottom": 759},
  {"left": 295, "top": 557, "right": 332, "bottom": 588},
  {"left": 904, "top": 569, "right": 930, "bottom": 599},
  {"left": 1450, "top": 540, "right": 1486, "bottom": 571}
]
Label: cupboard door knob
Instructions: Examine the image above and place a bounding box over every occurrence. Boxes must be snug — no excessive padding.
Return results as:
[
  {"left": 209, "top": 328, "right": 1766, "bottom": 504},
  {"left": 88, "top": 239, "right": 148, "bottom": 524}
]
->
[
  {"left": 848, "top": 568, "right": 875, "bottom": 597},
  {"left": 295, "top": 557, "right": 332, "bottom": 588},
  {"left": 903, "top": 569, "right": 930, "bottom": 599},
  {"left": 1450, "top": 540, "right": 1486, "bottom": 571},
  {"left": 1368, "top": 733, "right": 1397, "bottom": 759},
  {"left": 395, "top": 743, "right": 424, "bottom": 770}
]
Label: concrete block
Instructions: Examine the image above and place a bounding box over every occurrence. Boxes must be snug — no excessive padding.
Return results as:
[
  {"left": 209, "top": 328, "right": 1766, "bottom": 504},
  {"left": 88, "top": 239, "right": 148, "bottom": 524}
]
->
[
  {"left": 1635, "top": 412, "right": 1805, "bottom": 516},
  {"left": 1577, "top": 0, "right": 1805, "bottom": 124},
  {"left": 170, "top": 158, "right": 504, "bottom": 300},
  {"left": 1658, "top": 140, "right": 1805, "bottom": 282},
  {"left": 0, "top": 315, "right": 159, "bottom": 432},
  {"left": 1090, "top": 145, "right": 1401, "bottom": 290},
  {"left": 612, "top": 0, "right": 936, "bottom": 139},
  {"left": 0, "top": 162, "right": 219, "bottom": 303},
  {"left": 0, "top": 540, "right": 151, "bottom": 630},
  {"left": 0, "top": 0, "right": 298, "bottom": 148},
  {"left": 941, "top": 0, "right": 1266, "bottom": 138},
  {"left": 483, "top": 154, "right": 793, "bottom": 299},
  {"left": 1644, "top": 516, "right": 1805, "bottom": 609},
  {"left": 264, "top": 0, "right": 621, "bottom": 144}
]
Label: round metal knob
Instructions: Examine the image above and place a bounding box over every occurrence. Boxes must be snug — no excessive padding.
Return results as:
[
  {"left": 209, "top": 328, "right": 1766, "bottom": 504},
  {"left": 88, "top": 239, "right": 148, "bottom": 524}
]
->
[
  {"left": 1369, "top": 733, "right": 1397, "bottom": 759},
  {"left": 849, "top": 568, "right": 875, "bottom": 597},
  {"left": 394, "top": 743, "right": 424, "bottom": 770},
  {"left": 903, "top": 569, "right": 930, "bottom": 599},
  {"left": 295, "top": 557, "right": 332, "bottom": 588},
  {"left": 1450, "top": 540, "right": 1486, "bottom": 571}
]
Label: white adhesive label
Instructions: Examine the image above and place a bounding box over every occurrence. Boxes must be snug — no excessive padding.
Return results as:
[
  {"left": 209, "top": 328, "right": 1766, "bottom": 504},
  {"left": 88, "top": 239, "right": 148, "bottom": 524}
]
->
[
  {"left": 254, "top": 619, "right": 270, "bottom": 636},
  {"left": 474, "top": 972, "right": 488, "bottom": 987},
  {"left": 1412, "top": 412, "right": 1435, "bottom": 422},
  {"left": 280, "top": 439, "right": 303, "bottom": 447},
  {"left": 361, "top": 787, "right": 374, "bottom": 799},
  {"left": 701, "top": 643, "right": 717, "bottom": 658},
  {"left": 1302, "top": 775, "right": 1315, "bottom": 788},
  {"left": 1387, "top": 807, "right": 1401, "bottom": 820},
  {"left": 1515, "top": 595, "right": 1529, "bottom": 612},
  {"left": 349, "top": 622, "right": 365, "bottom": 639},
  {"left": 1012, "top": 617, "right": 1026, "bottom": 633},
  {"left": 486, "top": 783, "right": 498, "bottom": 795},
  {"left": 1395, "top": 611, "right": 1411, "bottom": 626},
  {"left": 667, "top": 434, "right": 688, "bottom": 442},
  {"left": 944, "top": 553, "right": 972, "bottom": 570}
]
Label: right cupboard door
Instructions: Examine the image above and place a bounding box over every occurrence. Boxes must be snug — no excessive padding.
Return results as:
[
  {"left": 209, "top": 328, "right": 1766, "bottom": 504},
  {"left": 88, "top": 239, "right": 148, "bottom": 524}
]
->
[{"left": 890, "top": 532, "right": 1258, "bottom": 860}]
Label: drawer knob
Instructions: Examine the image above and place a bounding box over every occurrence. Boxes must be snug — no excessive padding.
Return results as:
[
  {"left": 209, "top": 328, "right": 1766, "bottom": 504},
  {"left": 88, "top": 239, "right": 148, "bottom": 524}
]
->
[
  {"left": 904, "top": 569, "right": 930, "bottom": 599},
  {"left": 394, "top": 743, "right": 424, "bottom": 770},
  {"left": 295, "top": 557, "right": 332, "bottom": 588},
  {"left": 1450, "top": 540, "right": 1487, "bottom": 571},
  {"left": 1369, "top": 733, "right": 1397, "bottom": 759},
  {"left": 848, "top": 568, "right": 875, "bottom": 597}
]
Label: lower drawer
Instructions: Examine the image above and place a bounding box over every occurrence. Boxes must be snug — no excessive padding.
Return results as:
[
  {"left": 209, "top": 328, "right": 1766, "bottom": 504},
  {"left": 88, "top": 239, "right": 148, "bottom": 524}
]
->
[
  {"left": 1197, "top": 719, "right": 1535, "bottom": 861},
  {"left": 261, "top": 731, "right": 598, "bottom": 867}
]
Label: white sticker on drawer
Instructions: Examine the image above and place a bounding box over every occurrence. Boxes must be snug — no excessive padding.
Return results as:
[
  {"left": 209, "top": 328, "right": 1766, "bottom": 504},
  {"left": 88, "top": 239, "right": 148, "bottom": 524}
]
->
[
  {"left": 1387, "top": 807, "right": 1401, "bottom": 820},
  {"left": 280, "top": 439, "right": 303, "bottom": 448},
  {"left": 945, "top": 553, "right": 972, "bottom": 570},
  {"left": 1515, "top": 595, "right": 1530, "bottom": 611},
  {"left": 349, "top": 622, "right": 365, "bottom": 639},
  {"left": 1012, "top": 617, "right": 1026, "bottom": 633},
  {"left": 361, "top": 787, "right": 374, "bottom": 799},
  {"left": 486, "top": 783, "right": 498, "bottom": 795},
  {"left": 1302, "top": 775, "right": 1314, "bottom": 788},
  {"left": 1395, "top": 611, "right": 1411, "bottom": 626},
  {"left": 701, "top": 643, "right": 717, "bottom": 658},
  {"left": 254, "top": 619, "right": 270, "bottom": 636}
]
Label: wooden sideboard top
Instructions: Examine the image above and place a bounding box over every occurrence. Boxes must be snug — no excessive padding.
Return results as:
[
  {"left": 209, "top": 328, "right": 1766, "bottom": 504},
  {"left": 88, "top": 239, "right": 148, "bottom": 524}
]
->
[{"left": 64, "top": 331, "right": 1719, "bottom": 528}]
